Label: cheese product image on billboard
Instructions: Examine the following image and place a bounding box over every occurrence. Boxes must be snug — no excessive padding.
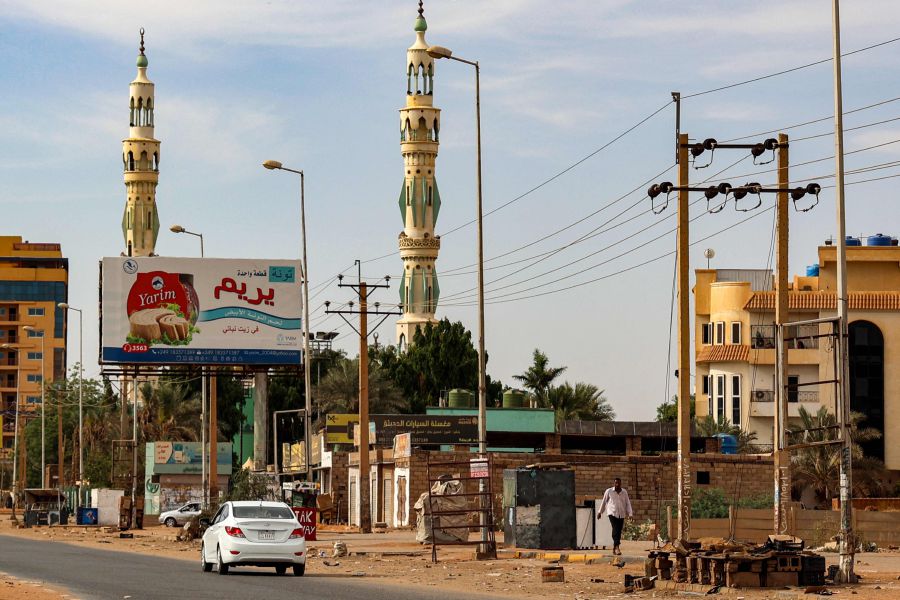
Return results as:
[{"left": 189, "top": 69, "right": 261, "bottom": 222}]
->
[{"left": 101, "top": 257, "right": 302, "bottom": 365}]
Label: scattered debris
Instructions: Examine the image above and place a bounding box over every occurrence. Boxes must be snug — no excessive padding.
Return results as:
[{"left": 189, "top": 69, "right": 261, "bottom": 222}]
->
[
  {"left": 541, "top": 566, "right": 565, "bottom": 583},
  {"left": 322, "top": 560, "right": 340, "bottom": 567},
  {"left": 333, "top": 541, "right": 348, "bottom": 558}
]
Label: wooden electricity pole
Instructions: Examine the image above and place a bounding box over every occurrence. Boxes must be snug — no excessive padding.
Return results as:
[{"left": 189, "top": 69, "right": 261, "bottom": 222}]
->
[
  {"left": 774, "top": 133, "right": 791, "bottom": 534},
  {"left": 358, "top": 282, "right": 369, "bottom": 533},
  {"left": 209, "top": 372, "right": 218, "bottom": 504},
  {"left": 326, "top": 262, "right": 401, "bottom": 534},
  {"left": 57, "top": 385, "right": 63, "bottom": 486},
  {"left": 676, "top": 133, "right": 692, "bottom": 543}
]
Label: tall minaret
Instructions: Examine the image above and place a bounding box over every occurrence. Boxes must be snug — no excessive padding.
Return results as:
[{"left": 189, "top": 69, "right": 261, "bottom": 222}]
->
[
  {"left": 396, "top": 2, "right": 442, "bottom": 349},
  {"left": 121, "top": 28, "right": 161, "bottom": 257}
]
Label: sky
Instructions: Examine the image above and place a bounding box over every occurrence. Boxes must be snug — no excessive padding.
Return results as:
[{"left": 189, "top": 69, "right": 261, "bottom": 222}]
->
[{"left": 2, "top": 0, "right": 900, "bottom": 421}]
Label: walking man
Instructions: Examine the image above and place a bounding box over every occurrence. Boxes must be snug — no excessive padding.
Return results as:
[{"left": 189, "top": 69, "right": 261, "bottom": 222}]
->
[{"left": 598, "top": 477, "right": 633, "bottom": 555}]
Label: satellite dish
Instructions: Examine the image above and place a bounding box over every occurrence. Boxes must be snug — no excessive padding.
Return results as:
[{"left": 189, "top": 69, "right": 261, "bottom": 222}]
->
[{"left": 704, "top": 248, "right": 716, "bottom": 260}]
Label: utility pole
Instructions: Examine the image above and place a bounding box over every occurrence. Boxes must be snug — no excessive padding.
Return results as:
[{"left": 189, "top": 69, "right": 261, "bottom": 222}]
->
[
  {"left": 676, "top": 133, "right": 692, "bottom": 544},
  {"left": 131, "top": 369, "right": 138, "bottom": 529},
  {"left": 253, "top": 372, "right": 268, "bottom": 471},
  {"left": 648, "top": 134, "right": 821, "bottom": 545},
  {"left": 831, "top": 0, "right": 856, "bottom": 583},
  {"left": 57, "top": 384, "right": 63, "bottom": 487},
  {"left": 209, "top": 372, "right": 218, "bottom": 505},
  {"left": 326, "top": 262, "right": 400, "bottom": 533},
  {"left": 774, "top": 133, "right": 791, "bottom": 534}
]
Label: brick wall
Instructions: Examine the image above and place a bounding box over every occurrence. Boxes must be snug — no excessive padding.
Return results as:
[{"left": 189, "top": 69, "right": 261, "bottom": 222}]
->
[{"left": 395, "top": 451, "right": 773, "bottom": 526}]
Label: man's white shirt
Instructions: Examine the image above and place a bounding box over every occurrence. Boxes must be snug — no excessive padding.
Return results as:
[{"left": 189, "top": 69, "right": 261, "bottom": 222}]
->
[{"left": 599, "top": 486, "right": 633, "bottom": 518}]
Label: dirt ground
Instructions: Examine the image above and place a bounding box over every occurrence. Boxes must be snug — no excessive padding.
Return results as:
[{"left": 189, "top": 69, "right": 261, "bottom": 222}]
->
[
  {"left": 0, "top": 574, "right": 70, "bottom": 600},
  {"left": 3, "top": 521, "right": 900, "bottom": 599}
]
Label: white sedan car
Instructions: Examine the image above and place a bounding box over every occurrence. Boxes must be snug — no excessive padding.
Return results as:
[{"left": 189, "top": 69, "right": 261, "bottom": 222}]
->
[{"left": 200, "top": 501, "right": 307, "bottom": 576}]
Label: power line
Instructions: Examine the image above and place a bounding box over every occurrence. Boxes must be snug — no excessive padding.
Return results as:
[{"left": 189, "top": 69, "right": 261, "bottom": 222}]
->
[
  {"left": 723, "top": 95, "right": 900, "bottom": 143},
  {"left": 682, "top": 36, "right": 900, "bottom": 99}
]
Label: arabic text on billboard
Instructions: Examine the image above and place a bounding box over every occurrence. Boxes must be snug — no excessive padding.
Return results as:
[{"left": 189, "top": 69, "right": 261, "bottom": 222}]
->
[
  {"left": 100, "top": 257, "right": 302, "bottom": 365},
  {"left": 371, "top": 415, "right": 478, "bottom": 447}
]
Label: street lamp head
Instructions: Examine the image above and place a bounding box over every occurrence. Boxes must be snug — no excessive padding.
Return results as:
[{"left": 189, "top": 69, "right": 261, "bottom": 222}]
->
[
  {"left": 57, "top": 302, "right": 69, "bottom": 310},
  {"left": 0, "top": 343, "right": 13, "bottom": 350},
  {"left": 426, "top": 45, "right": 453, "bottom": 59},
  {"left": 23, "top": 326, "right": 36, "bottom": 332},
  {"left": 262, "top": 160, "right": 283, "bottom": 170},
  {"left": 170, "top": 224, "right": 185, "bottom": 233}
]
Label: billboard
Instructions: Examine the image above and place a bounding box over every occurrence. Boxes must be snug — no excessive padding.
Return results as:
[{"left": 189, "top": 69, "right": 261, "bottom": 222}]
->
[
  {"left": 371, "top": 415, "right": 478, "bottom": 447},
  {"left": 324, "top": 413, "right": 359, "bottom": 444},
  {"left": 147, "top": 442, "right": 233, "bottom": 475},
  {"left": 101, "top": 257, "right": 302, "bottom": 365}
]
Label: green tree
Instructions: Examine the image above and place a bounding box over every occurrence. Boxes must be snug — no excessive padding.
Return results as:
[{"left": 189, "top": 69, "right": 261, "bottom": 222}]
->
[
  {"left": 376, "top": 319, "right": 499, "bottom": 413},
  {"left": 315, "top": 357, "right": 405, "bottom": 416},
  {"left": 789, "top": 406, "right": 886, "bottom": 502},
  {"left": 545, "top": 382, "right": 615, "bottom": 424},
  {"left": 694, "top": 415, "right": 758, "bottom": 453},
  {"left": 513, "top": 349, "right": 566, "bottom": 406},
  {"left": 655, "top": 395, "right": 696, "bottom": 422}
]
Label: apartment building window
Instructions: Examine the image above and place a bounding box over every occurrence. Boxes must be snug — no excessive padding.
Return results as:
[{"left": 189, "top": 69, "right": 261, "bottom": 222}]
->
[
  {"left": 731, "top": 374, "right": 741, "bottom": 426},
  {"left": 702, "top": 323, "right": 712, "bottom": 345},
  {"left": 715, "top": 322, "right": 725, "bottom": 345},
  {"left": 27, "top": 374, "right": 43, "bottom": 383},
  {"left": 27, "top": 352, "right": 42, "bottom": 360},
  {"left": 716, "top": 374, "right": 726, "bottom": 422},
  {"left": 27, "top": 308, "right": 45, "bottom": 316},
  {"left": 702, "top": 375, "right": 710, "bottom": 395},
  {"left": 26, "top": 396, "right": 40, "bottom": 404},
  {"left": 26, "top": 329, "right": 44, "bottom": 338},
  {"left": 731, "top": 322, "right": 742, "bottom": 345},
  {"left": 788, "top": 375, "right": 799, "bottom": 403}
]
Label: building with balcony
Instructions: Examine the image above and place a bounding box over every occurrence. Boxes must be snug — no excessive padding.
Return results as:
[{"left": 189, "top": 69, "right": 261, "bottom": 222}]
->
[
  {"left": 0, "top": 236, "right": 68, "bottom": 455},
  {"left": 695, "top": 237, "right": 900, "bottom": 470}
]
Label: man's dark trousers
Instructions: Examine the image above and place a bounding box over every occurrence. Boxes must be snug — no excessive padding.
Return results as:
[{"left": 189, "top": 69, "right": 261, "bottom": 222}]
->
[{"left": 609, "top": 515, "right": 624, "bottom": 547}]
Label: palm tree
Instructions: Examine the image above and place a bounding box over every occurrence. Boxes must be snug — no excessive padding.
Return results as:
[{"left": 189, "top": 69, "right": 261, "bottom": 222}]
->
[
  {"left": 546, "top": 382, "right": 614, "bottom": 424},
  {"left": 513, "top": 349, "right": 566, "bottom": 406},
  {"left": 789, "top": 406, "right": 886, "bottom": 502},
  {"left": 315, "top": 357, "right": 405, "bottom": 418},
  {"left": 695, "top": 415, "right": 759, "bottom": 453},
  {"left": 138, "top": 380, "right": 201, "bottom": 441}
]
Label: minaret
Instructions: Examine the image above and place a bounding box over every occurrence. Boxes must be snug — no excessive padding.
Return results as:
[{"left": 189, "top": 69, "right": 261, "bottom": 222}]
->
[
  {"left": 396, "top": 2, "right": 442, "bottom": 349},
  {"left": 121, "top": 28, "right": 161, "bottom": 257}
]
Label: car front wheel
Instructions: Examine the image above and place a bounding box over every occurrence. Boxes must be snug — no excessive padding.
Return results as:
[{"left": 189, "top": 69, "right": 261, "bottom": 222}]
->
[
  {"left": 293, "top": 563, "right": 305, "bottom": 577},
  {"left": 217, "top": 548, "right": 229, "bottom": 575},
  {"left": 201, "top": 544, "right": 213, "bottom": 572},
  {"left": 165, "top": 517, "right": 177, "bottom": 527}
]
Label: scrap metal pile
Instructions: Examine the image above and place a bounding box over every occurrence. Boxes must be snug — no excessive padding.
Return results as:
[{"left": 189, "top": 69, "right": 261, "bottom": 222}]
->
[{"left": 646, "top": 535, "right": 826, "bottom": 589}]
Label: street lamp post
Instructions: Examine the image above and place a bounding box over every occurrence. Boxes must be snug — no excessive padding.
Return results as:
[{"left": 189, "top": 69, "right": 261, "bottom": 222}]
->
[
  {"left": 168, "top": 226, "right": 208, "bottom": 506},
  {"left": 263, "top": 160, "right": 313, "bottom": 482},
  {"left": 1, "top": 343, "right": 21, "bottom": 525},
  {"left": 23, "top": 327, "right": 45, "bottom": 488},
  {"left": 426, "top": 44, "right": 490, "bottom": 557},
  {"left": 57, "top": 304, "right": 83, "bottom": 509},
  {"left": 170, "top": 225, "right": 204, "bottom": 257}
]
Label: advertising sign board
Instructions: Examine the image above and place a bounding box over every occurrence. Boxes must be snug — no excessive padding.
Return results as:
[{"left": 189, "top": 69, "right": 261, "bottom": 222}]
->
[
  {"left": 149, "top": 442, "right": 232, "bottom": 475},
  {"left": 371, "top": 415, "right": 478, "bottom": 447},
  {"left": 291, "top": 506, "right": 317, "bottom": 540},
  {"left": 100, "top": 257, "right": 302, "bottom": 365},
  {"left": 393, "top": 432, "right": 411, "bottom": 458},
  {"left": 324, "top": 414, "right": 359, "bottom": 444}
]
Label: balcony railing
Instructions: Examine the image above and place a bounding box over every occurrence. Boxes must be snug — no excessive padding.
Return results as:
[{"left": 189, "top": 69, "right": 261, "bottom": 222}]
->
[
  {"left": 750, "top": 324, "right": 820, "bottom": 350},
  {"left": 751, "top": 389, "right": 818, "bottom": 403}
]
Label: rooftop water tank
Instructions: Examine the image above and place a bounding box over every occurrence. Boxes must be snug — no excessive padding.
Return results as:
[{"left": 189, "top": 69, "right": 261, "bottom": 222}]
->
[
  {"left": 806, "top": 264, "right": 820, "bottom": 277},
  {"left": 867, "top": 233, "right": 892, "bottom": 246},
  {"left": 447, "top": 388, "right": 475, "bottom": 408},
  {"left": 502, "top": 389, "right": 527, "bottom": 408},
  {"left": 845, "top": 236, "right": 861, "bottom": 246},
  {"left": 714, "top": 433, "right": 738, "bottom": 455}
]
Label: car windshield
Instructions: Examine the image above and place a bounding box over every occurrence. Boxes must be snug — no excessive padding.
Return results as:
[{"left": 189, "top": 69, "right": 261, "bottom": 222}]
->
[{"left": 232, "top": 505, "right": 294, "bottom": 519}]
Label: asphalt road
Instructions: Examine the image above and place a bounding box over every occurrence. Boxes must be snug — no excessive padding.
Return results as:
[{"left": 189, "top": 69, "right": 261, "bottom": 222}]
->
[{"left": 0, "top": 535, "right": 497, "bottom": 600}]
